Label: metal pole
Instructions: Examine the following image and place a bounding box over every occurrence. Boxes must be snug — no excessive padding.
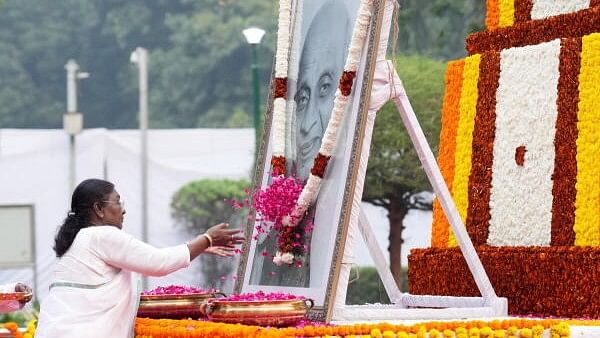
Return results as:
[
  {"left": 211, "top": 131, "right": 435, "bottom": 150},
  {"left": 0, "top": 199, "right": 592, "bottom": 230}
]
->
[
  {"left": 133, "top": 47, "right": 149, "bottom": 291},
  {"left": 250, "top": 45, "right": 261, "bottom": 154},
  {"left": 65, "top": 60, "right": 78, "bottom": 192}
]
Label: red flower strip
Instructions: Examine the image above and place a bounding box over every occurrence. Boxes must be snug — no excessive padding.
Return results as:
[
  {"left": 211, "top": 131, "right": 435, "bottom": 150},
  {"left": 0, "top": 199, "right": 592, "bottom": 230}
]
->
[
  {"left": 550, "top": 38, "right": 581, "bottom": 246},
  {"left": 514, "top": 146, "right": 526, "bottom": 166},
  {"left": 593, "top": 0, "right": 600, "bottom": 8},
  {"left": 271, "top": 156, "right": 287, "bottom": 176},
  {"left": 273, "top": 77, "right": 288, "bottom": 99},
  {"left": 514, "top": 0, "right": 533, "bottom": 23},
  {"left": 466, "top": 6, "right": 600, "bottom": 55},
  {"left": 466, "top": 52, "right": 500, "bottom": 246},
  {"left": 408, "top": 246, "right": 600, "bottom": 318},
  {"left": 339, "top": 71, "right": 356, "bottom": 96},
  {"left": 310, "top": 153, "right": 331, "bottom": 178}
]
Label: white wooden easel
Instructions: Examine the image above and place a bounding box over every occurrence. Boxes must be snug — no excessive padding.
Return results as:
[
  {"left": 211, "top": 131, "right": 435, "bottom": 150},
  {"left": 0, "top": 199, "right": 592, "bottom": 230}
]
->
[{"left": 330, "top": 0, "right": 507, "bottom": 321}]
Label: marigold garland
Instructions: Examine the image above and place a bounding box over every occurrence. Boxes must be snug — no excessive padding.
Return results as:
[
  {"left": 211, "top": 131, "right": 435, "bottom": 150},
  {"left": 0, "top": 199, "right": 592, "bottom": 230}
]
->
[
  {"left": 133, "top": 317, "right": 600, "bottom": 338},
  {"left": 573, "top": 32, "right": 600, "bottom": 246},
  {"left": 486, "top": 0, "right": 500, "bottom": 30},
  {"left": 431, "top": 60, "right": 464, "bottom": 248},
  {"left": 447, "top": 54, "right": 480, "bottom": 247},
  {"left": 498, "top": 0, "right": 515, "bottom": 27},
  {"left": 2, "top": 322, "right": 23, "bottom": 338}
]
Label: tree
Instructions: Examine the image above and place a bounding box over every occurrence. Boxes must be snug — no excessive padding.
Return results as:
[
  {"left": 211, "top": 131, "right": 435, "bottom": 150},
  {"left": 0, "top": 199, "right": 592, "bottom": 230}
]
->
[
  {"left": 362, "top": 55, "right": 446, "bottom": 287},
  {"left": 171, "top": 178, "right": 250, "bottom": 290},
  {"left": 0, "top": 0, "right": 275, "bottom": 129},
  {"left": 396, "top": 0, "right": 485, "bottom": 60}
]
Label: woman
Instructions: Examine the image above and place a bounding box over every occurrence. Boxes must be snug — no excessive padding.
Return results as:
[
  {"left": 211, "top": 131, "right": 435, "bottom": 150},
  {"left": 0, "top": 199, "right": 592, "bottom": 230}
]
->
[{"left": 36, "top": 179, "right": 243, "bottom": 338}]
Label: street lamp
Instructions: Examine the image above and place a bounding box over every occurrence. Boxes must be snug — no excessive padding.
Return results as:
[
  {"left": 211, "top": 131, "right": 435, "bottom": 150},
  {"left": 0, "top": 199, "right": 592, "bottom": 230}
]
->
[
  {"left": 64, "top": 59, "right": 90, "bottom": 192},
  {"left": 130, "top": 47, "right": 149, "bottom": 291},
  {"left": 242, "top": 27, "right": 266, "bottom": 155}
]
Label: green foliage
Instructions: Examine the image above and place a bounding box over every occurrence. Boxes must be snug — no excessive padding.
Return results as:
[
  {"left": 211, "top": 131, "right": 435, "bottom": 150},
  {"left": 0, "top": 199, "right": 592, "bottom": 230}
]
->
[
  {"left": 171, "top": 178, "right": 250, "bottom": 232},
  {"left": 171, "top": 178, "right": 250, "bottom": 289},
  {"left": 396, "top": 0, "right": 485, "bottom": 59},
  {"left": 0, "top": 0, "right": 275, "bottom": 128},
  {"left": 363, "top": 55, "right": 446, "bottom": 209},
  {"left": 345, "top": 266, "right": 408, "bottom": 305}
]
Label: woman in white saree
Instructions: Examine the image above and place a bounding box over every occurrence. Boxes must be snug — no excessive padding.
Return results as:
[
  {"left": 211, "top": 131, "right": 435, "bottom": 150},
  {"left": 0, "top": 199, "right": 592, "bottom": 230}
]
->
[{"left": 36, "top": 178, "right": 244, "bottom": 338}]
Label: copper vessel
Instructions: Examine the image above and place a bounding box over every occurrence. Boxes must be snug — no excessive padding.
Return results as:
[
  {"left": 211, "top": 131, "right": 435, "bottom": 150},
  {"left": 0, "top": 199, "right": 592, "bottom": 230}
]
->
[
  {"left": 203, "top": 298, "right": 314, "bottom": 326},
  {"left": 0, "top": 292, "right": 32, "bottom": 303},
  {"left": 137, "top": 292, "right": 225, "bottom": 319}
]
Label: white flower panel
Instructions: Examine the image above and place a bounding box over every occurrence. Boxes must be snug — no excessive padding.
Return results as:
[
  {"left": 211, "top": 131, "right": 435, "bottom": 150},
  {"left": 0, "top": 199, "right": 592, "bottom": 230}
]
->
[
  {"left": 531, "top": 0, "right": 590, "bottom": 20},
  {"left": 488, "top": 39, "right": 561, "bottom": 246}
]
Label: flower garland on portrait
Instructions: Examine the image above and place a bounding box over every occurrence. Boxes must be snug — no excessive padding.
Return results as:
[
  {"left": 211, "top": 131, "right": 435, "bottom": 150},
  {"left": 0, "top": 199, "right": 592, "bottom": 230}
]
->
[{"left": 246, "top": 0, "right": 375, "bottom": 266}]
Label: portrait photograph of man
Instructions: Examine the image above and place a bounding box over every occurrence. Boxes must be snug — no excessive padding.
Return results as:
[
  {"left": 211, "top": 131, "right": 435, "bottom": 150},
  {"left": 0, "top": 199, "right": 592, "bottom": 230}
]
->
[{"left": 248, "top": 0, "right": 363, "bottom": 293}]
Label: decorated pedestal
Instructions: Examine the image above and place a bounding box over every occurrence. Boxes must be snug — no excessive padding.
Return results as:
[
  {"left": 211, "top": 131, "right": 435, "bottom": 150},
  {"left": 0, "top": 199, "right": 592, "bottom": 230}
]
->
[{"left": 409, "top": 0, "right": 600, "bottom": 318}]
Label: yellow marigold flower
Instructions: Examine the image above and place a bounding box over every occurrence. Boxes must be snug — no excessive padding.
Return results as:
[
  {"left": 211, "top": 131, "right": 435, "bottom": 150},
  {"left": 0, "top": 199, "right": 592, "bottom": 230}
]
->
[
  {"left": 443, "top": 329, "right": 455, "bottom": 337},
  {"left": 456, "top": 327, "right": 468, "bottom": 334},
  {"left": 383, "top": 330, "right": 396, "bottom": 338},
  {"left": 469, "top": 326, "right": 480, "bottom": 337},
  {"left": 532, "top": 325, "right": 544, "bottom": 337},
  {"left": 371, "top": 328, "right": 383, "bottom": 338},
  {"left": 520, "top": 328, "right": 532, "bottom": 338},
  {"left": 493, "top": 329, "right": 506, "bottom": 338},
  {"left": 397, "top": 332, "right": 409, "bottom": 338},
  {"left": 429, "top": 328, "right": 441, "bottom": 338},
  {"left": 480, "top": 326, "right": 493, "bottom": 337}
]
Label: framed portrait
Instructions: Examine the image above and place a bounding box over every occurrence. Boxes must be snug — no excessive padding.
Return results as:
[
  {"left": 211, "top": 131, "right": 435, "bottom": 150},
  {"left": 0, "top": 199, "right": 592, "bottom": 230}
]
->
[{"left": 236, "top": 0, "right": 385, "bottom": 321}]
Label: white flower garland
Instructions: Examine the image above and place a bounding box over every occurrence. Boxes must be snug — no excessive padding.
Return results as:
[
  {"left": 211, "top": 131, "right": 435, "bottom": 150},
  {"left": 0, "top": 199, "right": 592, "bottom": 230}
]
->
[
  {"left": 271, "top": 0, "right": 293, "bottom": 161},
  {"left": 286, "top": 0, "right": 374, "bottom": 226},
  {"left": 265, "top": 0, "right": 374, "bottom": 264}
]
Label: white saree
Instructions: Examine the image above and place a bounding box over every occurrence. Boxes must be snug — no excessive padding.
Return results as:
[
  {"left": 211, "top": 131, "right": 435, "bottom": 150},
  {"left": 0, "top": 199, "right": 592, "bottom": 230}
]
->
[{"left": 36, "top": 226, "right": 190, "bottom": 338}]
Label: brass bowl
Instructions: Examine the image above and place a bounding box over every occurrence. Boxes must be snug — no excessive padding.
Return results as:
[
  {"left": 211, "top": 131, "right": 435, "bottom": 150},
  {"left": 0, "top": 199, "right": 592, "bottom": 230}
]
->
[
  {"left": 137, "top": 292, "right": 225, "bottom": 319},
  {"left": 203, "top": 298, "right": 314, "bottom": 327},
  {"left": 0, "top": 292, "right": 32, "bottom": 303}
]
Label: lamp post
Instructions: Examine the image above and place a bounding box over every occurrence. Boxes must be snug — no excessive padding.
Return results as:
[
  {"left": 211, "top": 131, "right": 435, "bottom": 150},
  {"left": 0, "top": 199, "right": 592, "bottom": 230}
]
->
[
  {"left": 130, "top": 47, "right": 149, "bottom": 291},
  {"left": 64, "top": 59, "right": 89, "bottom": 192},
  {"left": 242, "top": 27, "right": 266, "bottom": 155}
]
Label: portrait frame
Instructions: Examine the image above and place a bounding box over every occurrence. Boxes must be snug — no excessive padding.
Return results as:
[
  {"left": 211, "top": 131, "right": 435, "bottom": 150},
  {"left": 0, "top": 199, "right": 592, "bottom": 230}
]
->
[{"left": 235, "top": 0, "right": 385, "bottom": 321}]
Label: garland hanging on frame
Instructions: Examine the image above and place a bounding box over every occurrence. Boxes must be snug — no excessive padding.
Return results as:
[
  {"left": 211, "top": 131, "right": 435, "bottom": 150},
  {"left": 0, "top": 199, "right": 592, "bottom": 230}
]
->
[{"left": 247, "top": 0, "right": 375, "bottom": 266}]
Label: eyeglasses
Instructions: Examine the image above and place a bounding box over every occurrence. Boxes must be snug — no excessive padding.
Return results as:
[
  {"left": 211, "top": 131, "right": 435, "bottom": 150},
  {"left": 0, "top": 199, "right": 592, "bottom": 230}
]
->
[{"left": 101, "top": 200, "right": 125, "bottom": 209}]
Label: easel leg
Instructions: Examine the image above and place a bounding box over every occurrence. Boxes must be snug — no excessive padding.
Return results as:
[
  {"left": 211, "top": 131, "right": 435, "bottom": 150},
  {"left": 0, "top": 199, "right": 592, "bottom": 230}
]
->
[{"left": 389, "top": 68, "right": 500, "bottom": 304}]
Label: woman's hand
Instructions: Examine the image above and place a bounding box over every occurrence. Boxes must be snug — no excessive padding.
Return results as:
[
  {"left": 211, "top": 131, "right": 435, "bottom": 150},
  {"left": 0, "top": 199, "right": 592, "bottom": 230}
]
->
[
  {"left": 205, "top": 223, "right": 244, "bottom": 247},
  {"left": 204, "top": 246, "right": 237, "bottom": 257},
  {"left": 187, "top": 223, "right": 245, "bottom": 261}
]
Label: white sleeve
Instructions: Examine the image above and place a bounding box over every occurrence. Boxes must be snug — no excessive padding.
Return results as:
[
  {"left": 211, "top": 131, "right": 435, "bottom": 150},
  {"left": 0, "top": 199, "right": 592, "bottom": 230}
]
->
[{"left": 91, "top": 227, "right": 191, "bottom": 277}]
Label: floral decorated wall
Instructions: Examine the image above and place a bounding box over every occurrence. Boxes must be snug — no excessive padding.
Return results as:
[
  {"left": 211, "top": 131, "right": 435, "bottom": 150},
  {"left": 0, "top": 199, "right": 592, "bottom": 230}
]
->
[{"left": 409, "top": 0, "right": 600, "bottom": 318}]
